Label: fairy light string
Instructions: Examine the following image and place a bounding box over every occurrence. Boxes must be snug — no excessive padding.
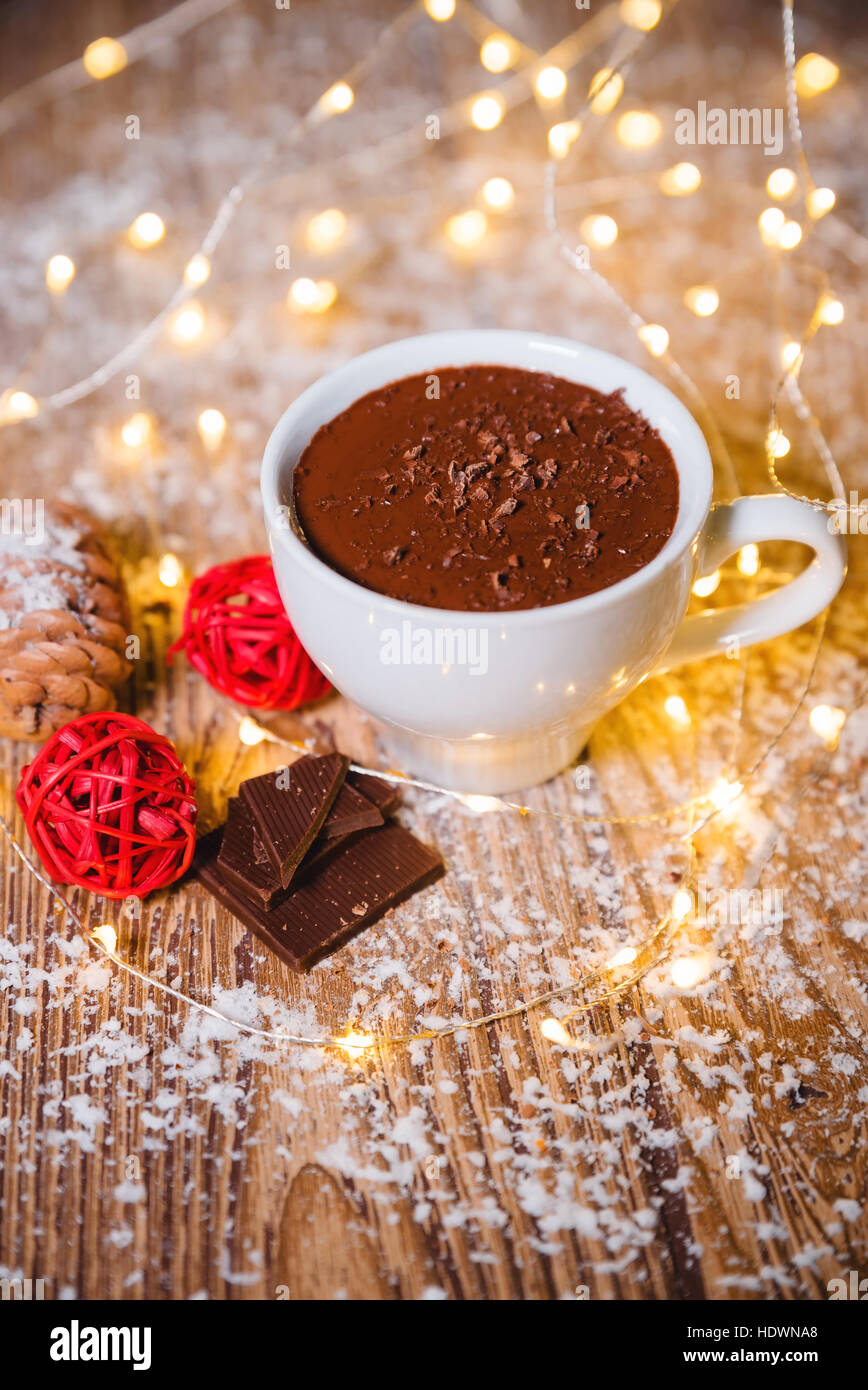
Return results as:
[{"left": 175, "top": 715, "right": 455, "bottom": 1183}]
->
[
  {"left": 226, "top": 0, "right": 853, "bottom": 1030},
  {"left": 0, "top": 0, "right": 852, "bottom": 527},
  {"left": 763, "top": 0, "right": 856, "bottom": 515},
  {"left": 0, "top": 0, "right": 859, "bottom": 1054},
  {"left": 0, "top": 806, "right": 697, "bottom": 1051},
  {"left": 542, "top": 4, "right": 746, "bottom": 504},
  {"left": 0, "top": 2, "right": 418, "bottom": 421},
  {"left": 2, "top": 635, "right": 853, "bottom": 1056},
  {"left": 0, "top": 0, "right": 618, "bottom": 423},
  {"left": 0, "top": 0, "right": 238, "bottom": 137},
  {"left": 234, "top": 594, "right": 823, "bottom": 835},
  {"left": 535, "top": 0, "right": 852, "bottom": 843}
]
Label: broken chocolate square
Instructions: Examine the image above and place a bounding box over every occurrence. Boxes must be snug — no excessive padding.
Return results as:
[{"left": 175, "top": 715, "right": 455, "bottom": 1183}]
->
[
  {"left": 218, "top": 797, "right": 285, "bottom": 910},
  {"left": 240, "top": 752, "right": 348, "bottom": 889},
  {"left": 347, "top": 770, "right": 401, "bottom": 818},
  {"left": 320, "top": 779, "right": 384, "bottom": 841},
  {"left": 196, "top": 821, "right": 443, "bottom": 972}
]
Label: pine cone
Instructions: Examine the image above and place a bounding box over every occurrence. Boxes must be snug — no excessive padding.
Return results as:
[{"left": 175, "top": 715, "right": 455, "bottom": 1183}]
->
[{"left": 0, "top": 502, "right": 133, "bottom": 740}]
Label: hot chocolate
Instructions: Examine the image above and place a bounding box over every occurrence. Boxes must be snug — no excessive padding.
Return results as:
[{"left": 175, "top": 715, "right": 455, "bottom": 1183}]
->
[{"left": 292, "top": 364, "right": 679, "bottom": 612}]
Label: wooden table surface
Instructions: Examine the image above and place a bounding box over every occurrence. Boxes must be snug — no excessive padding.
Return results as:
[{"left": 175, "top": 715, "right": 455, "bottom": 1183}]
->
[{"left": 1, "top": 0, "right": 866, "bottom": 1300}]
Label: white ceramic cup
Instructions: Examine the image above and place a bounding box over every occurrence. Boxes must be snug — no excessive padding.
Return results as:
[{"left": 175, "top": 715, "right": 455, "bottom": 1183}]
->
[{"left": 261, "top": 329, "right": 846, "bottom": 793}]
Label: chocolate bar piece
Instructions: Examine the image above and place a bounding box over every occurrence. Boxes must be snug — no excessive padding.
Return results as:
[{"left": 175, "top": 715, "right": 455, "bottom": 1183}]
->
[
  {"left": 218, "top": 798, "right": 285, "bottom": 909},
  {"left": 196, "top": 821, "right": 443, "bottom": 972},
  {"left": 295, "top": 773, "right": 399, "bottom": 879},
  {"left": 347, "top": 771, "right": 401, "bottom": 818},
  {"left": 240, "top": 752, "right": 348, "bottom": 888},
  {"left": 295, "top": 827, "right": 364, "bottom": 882},
  {"left": 218, "top": 778, "right": 383, "bottom": 907},
  {"left": 320, "top": 778, "right": 384, "bottom": 841},
  {"left": 220, "top": 797, "right": 365, "bottom": 902}
]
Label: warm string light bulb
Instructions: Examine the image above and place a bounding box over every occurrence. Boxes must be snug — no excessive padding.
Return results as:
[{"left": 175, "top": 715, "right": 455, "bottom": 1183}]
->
[
  {"left": 818, "top": 295, "right": 844, "bottom": 326},
  {"left": 335, "top": 1028, "right": 375, "bottom": 1059},
  {"left": 794, "top": 52, "right": 839, "bottom": 98},
  {"left": 120, "top": 412, "right": 152, "bottom": 449},
  {"left": 540, "top": 1017, "right": 573, "bottom": 1046},
  {"left": 238, "top": 715, "right": 269, "bottom": 747},
  {"left": 671, "top": 889, "right": 694, "bottom": 922},
  {"left": 288, "top": 277, "right": 337, "bottom": 313},
  {"left": 620, "top": 0, "right": 662, "bottom": 30},
  {"left": 670, "top": 952, "right": 714, "bottom": 988},
  {"left": 757, "top": 209, "right": 801, "bottom": 249},
  {"left": 548, "top": 120, "right": 581, "bottom": 159},
  {"left": 806, "top": 187, "right": 835, "bottom": 219},
  {"left": 2, "top": 390, "right": 39, "bottom": 422},
  {"left": 607, "top": 945, "right": 638, "bottom": 968},
  {"left": 809, "top": 704, "right": 846, "bottom": 749},
  {"left": 168, "top": 301, "right": 205, "bottom": 343},
  {"left": 480, "top": 34, "right": 517, "bottom": 73},
  {"left": 616, "top": 110, "right": 662, "bottom": 148},
  {"left": 46, "top": 254, "right": 75, "bottom": 293},
  {"left": 692, "top": 571, "right": 720, "bottom": 597},
  {"left": 781, "top": 340, "right": 803, "bottom": 371},
  {"left": 580, "top": 213, "right": 618, "bottom": 247},
  {"left": 659, "top": 162, "right": 701, "bottom": 195},
  {"left": 535, "top": 66, "right": 567, "bottom": 101},
  {"left": 766, "top": 427, "right": 790, "bottom": 459},
  {"left": 758, "top": 206, "right": 785, "bottom": 245},
  {"left": 471, "top": 93, "right": 505, "bottom": 130},
  {"left": 445, "top": 210, "right": 488, "bottom": 247},
  {"left": 424, "top": 0, "right": 455, "bottom": 19},
  {"left": 737, "top": 543, "right": 760, "bottom": 576},
  {"left": 637, "top": 323, "right": 669, "bottom": 357},
  {"left": 766, "top": 167, "right": 797, "bottom": 199},
  {"left": 708, "top": 778, "right": 743, "bottom": 811},
  {"left": 197, "top": 408, "right": 227, "bottom": 448},
  {"left": 319, "top": 82, "right": 353, "bottom": 115},
  {"left": 664, "top": 694, "right": 691, "bottom": 727},
  {"left": 684, "top": 285, "right": 719, "bottom": 317},
  {"left": 777, "top": 220, "right": 803, "bottom": 250},
  {"left": 82, "top": 36, "right": 127, "bottom": 79},
  {"left": 183, "top": 253, "right": 211, "bottom": 287},
  {"left": 305, "top": 208, "right": 347, "bottom": 251},
  {"left": 128, "top": 212, "right": 165, "bottom": 249},
  {"left": 589, "top": 68, "right": 623, "bottom": 114},
  {"left": 158, "top": 553, "right": 183, "bottom": 588},
  {"left": 91, "top": 923, "right": 118, "bottom": 954},
  {"left": 481, "top": 177, "right": 514, "bottom": 210},
  {"left": 458, "top": 793, "right": 502, "bottom": 813}
]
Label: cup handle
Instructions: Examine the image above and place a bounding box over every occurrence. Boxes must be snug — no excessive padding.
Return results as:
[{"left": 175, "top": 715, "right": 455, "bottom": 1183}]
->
[{"left": 657, "top": 494, "right": 847, "bottom": 672}]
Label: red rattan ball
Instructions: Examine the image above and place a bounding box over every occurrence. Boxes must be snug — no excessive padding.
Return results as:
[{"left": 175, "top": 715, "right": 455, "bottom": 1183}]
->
[
  {"left": 167, "top": 555, "right": 331, "bottom": 710},
  {"left": 16, "top": 713, "right": 197, "bottom": 900}
]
